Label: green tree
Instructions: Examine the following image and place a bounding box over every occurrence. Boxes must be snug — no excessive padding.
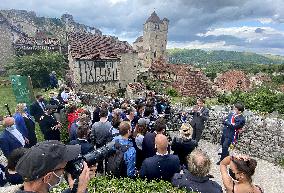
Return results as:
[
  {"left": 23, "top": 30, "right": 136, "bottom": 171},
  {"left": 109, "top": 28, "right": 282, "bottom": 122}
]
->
[{"left": 6, "top": 51, "right": 67, "bottom": 88}]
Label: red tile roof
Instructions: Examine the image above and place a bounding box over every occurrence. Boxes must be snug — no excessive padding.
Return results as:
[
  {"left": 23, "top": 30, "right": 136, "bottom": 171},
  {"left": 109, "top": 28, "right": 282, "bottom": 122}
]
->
[
  {"left": 146, "top": 11, "right": 163, "bottom": 24},
  {"left": 150, "top": 58, "right": 214, "bottom": 97},
  {"left": 134, "top": 36, "right": 143, "bottom": 43},
  {"left": 215, "top": 70, "right": 251, "bottom": 92},
  {"left": 68, "top": 32, "right": 134, "bottom": 60},
  {"left": 127, "top": 82, "right": 146, "bottom": 92}
]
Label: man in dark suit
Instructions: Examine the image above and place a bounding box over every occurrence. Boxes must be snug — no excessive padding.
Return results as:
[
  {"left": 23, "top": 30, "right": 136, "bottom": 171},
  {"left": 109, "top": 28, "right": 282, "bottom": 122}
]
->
[
  {"left": 30, "top": 94, "right": 47, "bottom": 123},
  {"left": 142, "top": 118, "right": 166, "bottom": 160},
  {"left": 139, "top": 134, "right": 180, "bottom": 181},
  {"left": 39, "top": 105, "right": 61, "bottom": 141},
  {"left": 0, "top": 117, "right": 26, "bottom": 158},
  {"left": 190, "top": 98, "right": 209, "bottom": 142},
  {"left": 217, "top": 103, "right": 246, "bottom": 164}
]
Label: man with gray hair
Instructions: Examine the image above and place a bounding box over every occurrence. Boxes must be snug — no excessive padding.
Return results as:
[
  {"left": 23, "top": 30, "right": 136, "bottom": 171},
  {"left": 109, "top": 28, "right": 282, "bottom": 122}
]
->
[{"left": 172, "top": 149, "right": 223, "bottom": 193}]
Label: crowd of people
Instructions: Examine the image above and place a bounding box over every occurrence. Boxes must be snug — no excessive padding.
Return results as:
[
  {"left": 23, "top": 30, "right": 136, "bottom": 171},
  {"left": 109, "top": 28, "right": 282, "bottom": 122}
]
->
[{"left": 0, "top": 84, "right": 263, "bottom": 193}]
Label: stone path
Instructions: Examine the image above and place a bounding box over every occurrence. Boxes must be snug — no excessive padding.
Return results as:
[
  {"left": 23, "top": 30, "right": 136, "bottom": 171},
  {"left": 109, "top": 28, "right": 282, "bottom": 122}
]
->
[{"left": 198, "top": 140, "right": 284, "bottom": 193}]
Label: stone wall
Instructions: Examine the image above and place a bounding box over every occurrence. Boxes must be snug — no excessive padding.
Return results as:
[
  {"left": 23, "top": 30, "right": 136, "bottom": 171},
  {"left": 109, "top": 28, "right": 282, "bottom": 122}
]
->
[
  {"left": 119, "top": 52, "right": 138, "bottom": 88},
  {"left": 199, "top": 106, "right": 284, "bottom": 163}
]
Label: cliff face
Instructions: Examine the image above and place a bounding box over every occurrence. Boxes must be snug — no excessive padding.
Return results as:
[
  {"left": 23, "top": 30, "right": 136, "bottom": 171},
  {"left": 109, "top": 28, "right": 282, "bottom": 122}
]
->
[
  {"left": 0, "top": 9, "right": 102, "bottom": 72},
  {"left": 0, "top": 9, "right": 101, "bottom": 41}
]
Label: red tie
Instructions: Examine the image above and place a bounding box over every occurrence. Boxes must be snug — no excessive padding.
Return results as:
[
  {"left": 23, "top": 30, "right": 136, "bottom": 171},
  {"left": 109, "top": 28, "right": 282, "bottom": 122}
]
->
[{"left": 231, "top": 114, "right": 235, "bottom": 125}]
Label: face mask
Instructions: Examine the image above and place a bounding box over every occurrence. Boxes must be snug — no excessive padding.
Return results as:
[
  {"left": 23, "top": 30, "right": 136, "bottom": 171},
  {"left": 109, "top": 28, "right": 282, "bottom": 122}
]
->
[
  {"left": 229, "top": 168, "right": 238, "bottom": 181},
  {"left": 39, "top": 98, "right": 44, "bottom": 102},
  {"left": 48, "top": 172, "right": 64, "bottom": 192}
]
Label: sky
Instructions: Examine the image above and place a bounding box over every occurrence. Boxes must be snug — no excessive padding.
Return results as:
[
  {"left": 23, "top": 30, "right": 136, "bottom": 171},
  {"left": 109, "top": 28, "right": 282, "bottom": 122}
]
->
[{"left": 1, "top": 0, "right": 284, "bottom": 55}]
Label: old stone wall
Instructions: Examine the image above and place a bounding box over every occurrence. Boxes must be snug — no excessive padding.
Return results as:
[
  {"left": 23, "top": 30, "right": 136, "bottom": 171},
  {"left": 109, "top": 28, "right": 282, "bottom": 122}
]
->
[
  {"left": 119, "top": 52, "right": 138, "bottom": 88},
  {"left": 198, "top": 106, "right": 284, "bottom": 163}
]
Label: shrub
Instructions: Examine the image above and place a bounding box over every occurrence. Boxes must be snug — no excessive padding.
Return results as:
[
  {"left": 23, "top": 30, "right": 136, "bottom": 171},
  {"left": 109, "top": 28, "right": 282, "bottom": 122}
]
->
[
  {"left": 166, "top": 88, "right": 180, "bottom": 97},
  {"left": 217, "top": 87, "right": 284, "bottom": 114},
  {"left": 180, "top": 96, "right": 196, "bottom": 107},
  {"left": 51, "top": 176, "right": 189, "bottom": 193},
  {"left": 6, "top": 51, "right": 67, "bottom": 88}
]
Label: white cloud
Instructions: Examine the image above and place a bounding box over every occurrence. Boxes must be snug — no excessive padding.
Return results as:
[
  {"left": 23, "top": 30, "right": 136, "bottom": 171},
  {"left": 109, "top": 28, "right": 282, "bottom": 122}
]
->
[
  {"left": 108, "top": 0, "right": 127, "bottom": 6},
  {"left": 258, "top": 17, "right": 274, "bottom": 24},
  {"left": 197, "top": 26, "right": 284, "bottom": 42},
  {"left": 167, "top": 40, "right": 238, "bottom": 50}
]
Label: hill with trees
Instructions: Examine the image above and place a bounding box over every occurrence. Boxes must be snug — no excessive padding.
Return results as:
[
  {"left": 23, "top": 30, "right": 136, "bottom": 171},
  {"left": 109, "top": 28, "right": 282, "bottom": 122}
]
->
[{"left": 167, "top": 49, "right": 284, "bottom": 65}]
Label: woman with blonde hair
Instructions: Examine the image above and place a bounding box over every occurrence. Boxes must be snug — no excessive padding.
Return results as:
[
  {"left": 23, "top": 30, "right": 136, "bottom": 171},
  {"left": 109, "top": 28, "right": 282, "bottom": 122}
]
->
[
  {"left": 171, "top": 123, "right": 198, "bottom": 168},
  {"left": 13, "top": 103, "right": 37, "bottom": 147}
]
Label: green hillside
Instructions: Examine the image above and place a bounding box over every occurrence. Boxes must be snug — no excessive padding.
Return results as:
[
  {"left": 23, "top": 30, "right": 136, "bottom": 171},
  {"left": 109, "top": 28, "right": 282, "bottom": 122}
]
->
[{"left": 167, "top": 49, "right": 284, "bottom": 65}]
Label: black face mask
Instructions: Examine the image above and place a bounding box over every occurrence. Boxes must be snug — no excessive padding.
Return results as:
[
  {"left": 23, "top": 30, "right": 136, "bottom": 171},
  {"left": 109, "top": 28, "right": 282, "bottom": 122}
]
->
[{"left": 229, "top": 168, "right": 238, "bottom": 181}]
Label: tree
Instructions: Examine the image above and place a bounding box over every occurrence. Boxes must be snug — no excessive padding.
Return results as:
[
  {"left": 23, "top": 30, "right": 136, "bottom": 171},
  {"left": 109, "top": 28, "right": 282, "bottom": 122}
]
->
[{"left": 6, "top": 51, "right": 67, "bottom": 88}]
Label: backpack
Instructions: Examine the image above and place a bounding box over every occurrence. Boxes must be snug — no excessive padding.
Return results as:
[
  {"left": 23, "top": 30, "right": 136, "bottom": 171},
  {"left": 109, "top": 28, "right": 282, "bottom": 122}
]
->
[{"left": 106, "top": 141, "right": 130, "bottom": 177}]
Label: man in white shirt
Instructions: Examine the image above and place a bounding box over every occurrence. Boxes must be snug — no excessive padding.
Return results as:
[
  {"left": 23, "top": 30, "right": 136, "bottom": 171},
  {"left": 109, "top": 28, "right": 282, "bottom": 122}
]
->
[{"left": 0, "top": 117, "right": 26, "bottom": 158}]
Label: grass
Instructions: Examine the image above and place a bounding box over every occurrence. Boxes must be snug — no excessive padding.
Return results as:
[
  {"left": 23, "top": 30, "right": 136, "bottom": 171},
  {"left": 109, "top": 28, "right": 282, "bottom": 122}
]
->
[{"left": 0, "top": 83, "right": 45, "bottom": 141}]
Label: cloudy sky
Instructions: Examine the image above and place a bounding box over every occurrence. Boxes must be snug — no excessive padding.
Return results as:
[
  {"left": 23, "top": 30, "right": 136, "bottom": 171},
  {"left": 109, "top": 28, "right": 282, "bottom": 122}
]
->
[{"left": 1, "top": 0, "right": 284, "bottom": 55}]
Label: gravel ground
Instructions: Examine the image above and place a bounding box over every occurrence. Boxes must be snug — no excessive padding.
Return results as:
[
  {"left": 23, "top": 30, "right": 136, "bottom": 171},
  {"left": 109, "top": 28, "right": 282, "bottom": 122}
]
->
[{"left": 198, "top": 140, "right": 284, "bottom": 193}]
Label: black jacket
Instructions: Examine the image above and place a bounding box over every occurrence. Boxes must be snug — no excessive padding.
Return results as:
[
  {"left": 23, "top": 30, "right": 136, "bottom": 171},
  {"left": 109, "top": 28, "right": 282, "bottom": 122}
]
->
[
  {"left": 171, "top": 137, "right": 198, "bottom": 166},
  {"left": 141, "top": 132, "right": 156, "bottom": 159},
  {"left": 172, "top": 169, "right": 223, "bottom": 193},
  {"left": 30, "top": 101, "right": 46, "bottom": 122},
  {"left": 190, "top": 107, "right": 209, "bottom": 130},
  {"left": 69, "top": 139, "right": 94, "bottom": 155},
  {"left": 39, "top": 113, "right": 60, "bottom": 141},
  {"left": 139, "top": 154, "right": 180, "bottom": 182}
]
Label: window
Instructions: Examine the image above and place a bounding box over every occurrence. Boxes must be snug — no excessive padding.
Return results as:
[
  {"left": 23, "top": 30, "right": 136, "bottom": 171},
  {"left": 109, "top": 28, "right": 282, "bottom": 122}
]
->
[
  {"left": 154, "top": 51, "right": 157, "bottom": 58},
  {"left": 154, "top": 24, "right": 159, "bottom": 30}
]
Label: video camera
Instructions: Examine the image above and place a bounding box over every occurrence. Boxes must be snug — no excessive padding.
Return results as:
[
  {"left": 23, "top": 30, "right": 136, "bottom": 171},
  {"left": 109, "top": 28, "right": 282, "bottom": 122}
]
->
[{"left": 65, "top": 141, "right": 115, "bottom": 180}]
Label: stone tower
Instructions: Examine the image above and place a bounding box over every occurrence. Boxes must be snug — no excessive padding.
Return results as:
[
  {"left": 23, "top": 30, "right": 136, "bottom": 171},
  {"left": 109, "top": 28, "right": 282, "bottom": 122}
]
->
[{"left": 133, "top": 11, "right": 169, "bottom": 69}]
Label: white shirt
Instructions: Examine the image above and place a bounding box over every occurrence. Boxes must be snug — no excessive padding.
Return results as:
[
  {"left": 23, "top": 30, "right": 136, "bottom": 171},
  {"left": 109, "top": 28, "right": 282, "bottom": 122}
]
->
[
  {"left": 61, "top": 91, "right": 69, "bottom": 102},
  {"left": 6, "top": 126, "right": 25, "bottom": 146},
  {"left": 135, "top": 134, "right": 144, "bottom": 150}
]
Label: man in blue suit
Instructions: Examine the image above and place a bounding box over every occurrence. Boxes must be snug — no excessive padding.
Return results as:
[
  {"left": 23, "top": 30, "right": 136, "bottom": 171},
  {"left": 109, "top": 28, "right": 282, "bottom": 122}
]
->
[
  {"left": 217, "top": 103, "right": 246, "bottom": 165},
  {"left": 0, "top": 117, "right": 26, "bottom": 158}
]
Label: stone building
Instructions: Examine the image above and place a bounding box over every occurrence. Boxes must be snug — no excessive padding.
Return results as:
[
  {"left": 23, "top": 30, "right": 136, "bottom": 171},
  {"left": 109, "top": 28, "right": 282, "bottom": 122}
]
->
[
  {"left": 126, "top": 82, "right": 147, "bottom": 99},
  {"left": 14, "top": 30, "right": 62, "bottom": 55},
  {"left": 148, "top": 58, "right": 214, "bottom": 97},
  {"left": 68, "top": 32, "right": 139, "bottom": 94},
  {"left": 249, "top": 72, "right": 271, "bottom": 87},
  {"left": 214, "top": 70, "right": 251, "bottom": 93},
  {"left": 133, "top": 11, "right": 169, "bottom": 69}
]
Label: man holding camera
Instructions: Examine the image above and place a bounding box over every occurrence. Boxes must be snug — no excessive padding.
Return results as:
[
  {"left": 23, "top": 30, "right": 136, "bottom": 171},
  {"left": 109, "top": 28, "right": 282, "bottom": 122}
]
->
[{"left": 15, "top": 140, "right": 91, "bottom": 193}]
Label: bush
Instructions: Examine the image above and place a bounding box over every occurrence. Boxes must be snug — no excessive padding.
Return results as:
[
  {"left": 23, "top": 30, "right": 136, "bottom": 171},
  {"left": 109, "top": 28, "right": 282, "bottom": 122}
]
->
[
  {"left": 51, "top": 176, "right": 189, "bottom": 193},
  {"left": 166, "top": 88, "right": 180, "bottom": 97},
  {"left": 180, "top": 96, "right": 196, "bottom": 107},
  {"left": 217, "top": 87, "right": 284, "bottom": 114},
  {"left": 6, "top": 51, "right": 67, "bottom": 88}
]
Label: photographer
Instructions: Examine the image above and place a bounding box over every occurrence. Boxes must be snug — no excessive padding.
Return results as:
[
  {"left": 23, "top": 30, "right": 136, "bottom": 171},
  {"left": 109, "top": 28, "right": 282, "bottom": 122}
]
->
[{"left": 15, "top": 141, "right": 91, "bottom": 193}]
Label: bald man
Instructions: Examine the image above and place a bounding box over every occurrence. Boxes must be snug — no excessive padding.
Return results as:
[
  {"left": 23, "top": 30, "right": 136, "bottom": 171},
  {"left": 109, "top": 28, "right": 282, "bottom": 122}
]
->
[
  {"left": 0, "top": 117, "right": 26, "bottom": 158},
  {"left": 139, "top": 134, "right": 180, "bottom": 181}
]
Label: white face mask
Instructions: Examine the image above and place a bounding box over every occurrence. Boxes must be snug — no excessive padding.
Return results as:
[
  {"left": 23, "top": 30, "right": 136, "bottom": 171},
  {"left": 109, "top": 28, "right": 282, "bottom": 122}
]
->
[{"left": 47, "top": 172, "right": 64, "bottom": 192}]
